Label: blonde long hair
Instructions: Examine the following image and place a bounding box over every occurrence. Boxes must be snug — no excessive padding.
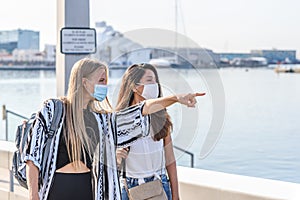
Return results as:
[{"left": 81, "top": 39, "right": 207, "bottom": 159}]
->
[
  {"left": 116, "top": 63, "right": 173, "bottom": 141},
  {"left": 61, "top": 58, "right": 111, "bottom": 168}
]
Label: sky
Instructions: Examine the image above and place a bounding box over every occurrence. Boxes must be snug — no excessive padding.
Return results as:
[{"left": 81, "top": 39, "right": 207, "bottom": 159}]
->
[{"left": 0, "top": 0, "right": 299, "bottom": 57}]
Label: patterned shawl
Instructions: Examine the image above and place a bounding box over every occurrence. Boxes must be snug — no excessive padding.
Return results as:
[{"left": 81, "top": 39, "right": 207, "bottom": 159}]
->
[{"left": 24, "top": 99, "right": 149, "bottom": 200}]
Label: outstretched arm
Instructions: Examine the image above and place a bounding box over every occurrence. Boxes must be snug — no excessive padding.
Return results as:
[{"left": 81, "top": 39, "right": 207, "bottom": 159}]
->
[{"left": 142, "top": 93, "right": 205, "bottom": 115}]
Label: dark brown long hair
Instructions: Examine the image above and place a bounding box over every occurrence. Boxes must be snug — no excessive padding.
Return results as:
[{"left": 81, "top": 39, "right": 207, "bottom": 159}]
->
[{"left": 116, "top": 63, "right": 173, "bottom": 141}]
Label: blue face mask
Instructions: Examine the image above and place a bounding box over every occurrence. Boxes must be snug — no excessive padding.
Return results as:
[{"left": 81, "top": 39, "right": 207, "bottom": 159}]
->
[{"left": 93, "top": 84, "right": 108, "bottom": 102}]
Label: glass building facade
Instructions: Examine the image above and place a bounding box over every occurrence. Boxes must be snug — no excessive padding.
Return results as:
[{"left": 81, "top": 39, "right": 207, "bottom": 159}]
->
[{"left": 0, "top": 29, "right": 39, "bottom": 53}]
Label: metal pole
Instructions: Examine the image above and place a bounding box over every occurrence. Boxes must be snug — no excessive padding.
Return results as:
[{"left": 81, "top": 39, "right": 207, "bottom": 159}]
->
[
  {"left": 2, "top": 105, "right": 6, "bottom": 120},
  {"left": 4, "top": 109, "right": 28, "bottom": 141},
  {"left": 56, "top": 0, "right": 90, "bottom": 97},
  {"left": 7, "top": 110, "right": 28, "bottom": 119},
  {"left": 2, "top": 105, "right": 8, "bottom": 141},
  {"left": 10, "top": 169, "right": 14, "bottom": 192},
  {"left": 174, "top": 145, "right": 194, "bottom": 168},
  {"left": 5, "top": 110, "right": 8, "bottom": 141},
  {"left": 191, "top": 154, "right": 194, "bottom": 168}
]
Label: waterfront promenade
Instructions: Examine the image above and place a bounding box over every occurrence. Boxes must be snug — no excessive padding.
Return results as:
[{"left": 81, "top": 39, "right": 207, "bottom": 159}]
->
[{"left": 1, "top": 140, "right": 300, "bottom": 200}]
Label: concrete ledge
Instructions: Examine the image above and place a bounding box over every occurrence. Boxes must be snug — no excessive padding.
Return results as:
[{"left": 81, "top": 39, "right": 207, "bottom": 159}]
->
[
  {"left": 0, "top": 167, "right": 28, "bottom": 200},
  {"left": 0, "top": 190, "right": 9, "bottom": 200},
  {"left": 2, "top": 141, "right": 300, "bottom": 200},
  {"left": 0, "top": 141, "right": 28, "bottom": 200},
  {"left": 0, "top": 141, "right": 16, "bottom": 153},
  {"left": 0, "top": 191, "right": 28, "bottom": 200},
  {"left": 177, "top": 166, "right": 300, "bottom": 200},
  {"left": 0, "top": 141, "right": 15, "bottom": 169}
]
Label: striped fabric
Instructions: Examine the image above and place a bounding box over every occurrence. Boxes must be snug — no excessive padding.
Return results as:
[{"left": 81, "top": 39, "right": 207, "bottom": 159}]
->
[
  {"left": 24, "top": 99, "right": 149, "bottom": 200},
  {"left": 115, "top": 103, "right": 150, "bottom": 147}
]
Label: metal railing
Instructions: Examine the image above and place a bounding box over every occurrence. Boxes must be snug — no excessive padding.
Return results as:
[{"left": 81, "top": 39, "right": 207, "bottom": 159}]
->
[
  {"left": 3, "top": 105, "right": 195, "bottom": 168},
  {"left": 2, "top": 105, "right": 29, "bottom": 141},
  {"left": 173, "top": 145, "right": 194, "bottom": 168},
  {"left": 2, "top": 105, "right": 29, "bottom": 192}
]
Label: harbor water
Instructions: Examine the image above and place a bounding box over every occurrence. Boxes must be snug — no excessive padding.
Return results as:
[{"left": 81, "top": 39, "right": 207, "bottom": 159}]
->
[{"left": 1, "top": 66, "right": 299, "bottom": 184}]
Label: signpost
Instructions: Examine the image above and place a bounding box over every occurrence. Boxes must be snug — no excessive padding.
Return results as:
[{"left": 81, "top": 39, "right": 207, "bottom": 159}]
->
[
  {"left": 60, "top": 28, "right": 96, "bottom": 54},
  {"left": 57, "top": 0, "right": 91, "bottom": 96}
]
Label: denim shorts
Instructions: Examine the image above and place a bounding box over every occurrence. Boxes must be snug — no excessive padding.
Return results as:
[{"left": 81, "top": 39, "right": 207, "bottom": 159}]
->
[{"left": 121, "top": 174, "right": 172, "bottom": 200}]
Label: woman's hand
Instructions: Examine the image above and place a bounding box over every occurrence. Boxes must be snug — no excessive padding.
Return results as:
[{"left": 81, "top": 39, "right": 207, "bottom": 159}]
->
[
  {"left": 177, "top": 93, "right": 206, "bottom": 107},
  {"left": 142, "top": 92, "right": 205, "bottom": 115},
  {"left": 116, "top": 148, "right": 129, "bottom": 168}
]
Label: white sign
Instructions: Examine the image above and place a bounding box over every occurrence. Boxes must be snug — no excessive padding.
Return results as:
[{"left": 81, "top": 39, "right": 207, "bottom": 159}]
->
[{"left": 61, "top": 28, "right": 96, "bottom": 54}]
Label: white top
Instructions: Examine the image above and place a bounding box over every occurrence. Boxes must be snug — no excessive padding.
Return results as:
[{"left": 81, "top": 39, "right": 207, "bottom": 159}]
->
[{"left": 126, "top": 133, "right": 166, "bottom": 178}]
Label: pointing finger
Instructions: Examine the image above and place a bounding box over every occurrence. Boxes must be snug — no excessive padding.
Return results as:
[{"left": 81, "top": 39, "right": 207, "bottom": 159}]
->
[{"left": 195, "top": 92, "right": 206, "bottom": 96}]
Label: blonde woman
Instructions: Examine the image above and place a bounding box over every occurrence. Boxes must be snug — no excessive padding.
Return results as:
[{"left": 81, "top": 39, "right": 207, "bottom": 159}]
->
[
  {"left": 116, "top": 63, "right": 205, "bottom": 200},
  {"left": 25, "top": 58, "right": 202, "bottom": 200}
]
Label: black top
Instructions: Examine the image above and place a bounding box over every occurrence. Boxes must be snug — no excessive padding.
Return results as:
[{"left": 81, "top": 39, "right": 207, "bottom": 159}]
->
[{"left": 56, "top": 109, "right": 100, "bottom": 170}]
